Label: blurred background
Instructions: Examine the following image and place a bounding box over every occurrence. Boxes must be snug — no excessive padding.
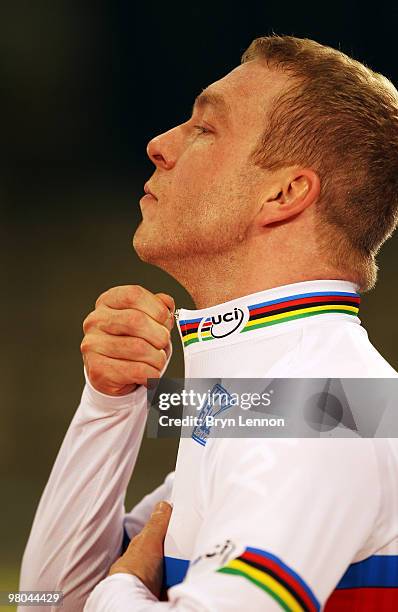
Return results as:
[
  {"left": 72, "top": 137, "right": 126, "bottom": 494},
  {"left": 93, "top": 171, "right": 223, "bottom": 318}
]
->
[{"left": 1, "top": 0, "right": 397, "bottom": 605}]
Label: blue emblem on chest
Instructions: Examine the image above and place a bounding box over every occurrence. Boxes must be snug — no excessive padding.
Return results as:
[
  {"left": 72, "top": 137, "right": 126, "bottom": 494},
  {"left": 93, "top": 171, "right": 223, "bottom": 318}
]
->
[{"left": 191, "top": 383, "right": 234, "bottom": 447}]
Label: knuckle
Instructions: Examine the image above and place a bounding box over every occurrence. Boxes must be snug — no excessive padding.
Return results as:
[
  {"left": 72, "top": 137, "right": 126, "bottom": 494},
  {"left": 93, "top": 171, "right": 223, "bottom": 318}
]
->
[
  {"left": 128, "top": 284, "right": 143, "bottom": 303},
  {"left": 159, "top": 348, "right": 167, "bottom": 368},
  {"left": 83, "top": 308, "right": 104, "bottom": 333},
  {"left": 80, "top": 338, "right": 90, "bottom": 354},
  {"left": 89, "top": 365, "right": 101, "bottom": 386},
  {"left": 82, "top": 313, "right": 94, "bottom": 334},
  {"left": 95, "top": 285, "right": 122, "bottom": 308},
  {"left": 88, "top": 305, "right": 111, "bottom": 332},
  {"left": 158, "top": 302, "right": 169, "bottom": 324},
  {"left": 95, "top": 290, "right": 108, "bottom": 308},
  {"left": 159, "top": 327, "right": 170, "bottom": 347},
  {"left": 152, "top": 327, "right": 169, "bottom": 349},
  {"left": 89, "top": 357, "right": 105, "bottom": 385}
]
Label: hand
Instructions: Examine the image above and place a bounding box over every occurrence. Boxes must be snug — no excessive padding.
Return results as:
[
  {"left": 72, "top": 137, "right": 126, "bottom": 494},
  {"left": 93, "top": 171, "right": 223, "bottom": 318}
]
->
[
  {"left": 81, "top": 285, "right": 174, "bottom": 396},
  {"left": 108, "top": 501, "right": 173, "bottom": 598}
]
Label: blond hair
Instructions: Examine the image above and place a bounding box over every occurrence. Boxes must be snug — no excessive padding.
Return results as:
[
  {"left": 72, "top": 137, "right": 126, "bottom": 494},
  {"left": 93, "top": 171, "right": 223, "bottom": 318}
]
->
[{"left": 242, "top": 35, "right": 398, "bottom": 291}]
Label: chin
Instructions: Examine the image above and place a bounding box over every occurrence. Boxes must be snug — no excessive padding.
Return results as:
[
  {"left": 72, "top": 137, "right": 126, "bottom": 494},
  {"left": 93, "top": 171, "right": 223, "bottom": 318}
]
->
[
  {"left": 133, "top": 223, "right": 197, "bottom": 267},
  {"left": 133, "top": 232, "right": 154, "bottom": 262},
  {"left": 133, "top": 229, "right": 166, "bottom": 264}
]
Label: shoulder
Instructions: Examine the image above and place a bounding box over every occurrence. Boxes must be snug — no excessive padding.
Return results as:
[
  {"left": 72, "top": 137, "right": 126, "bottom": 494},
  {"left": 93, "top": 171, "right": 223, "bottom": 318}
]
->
[{"left": 293, "top": 317, "right": 398, "bottom": 377}]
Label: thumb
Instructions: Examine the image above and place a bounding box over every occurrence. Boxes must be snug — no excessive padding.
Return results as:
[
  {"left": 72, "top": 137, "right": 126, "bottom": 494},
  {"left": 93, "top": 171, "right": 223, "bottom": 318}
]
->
[
  {"left": 155, "top": 293, "right": 175, "bottom": 323},
  {"left": 155, "top": 293, "right": 175, "bottom": 333},
  {"left": 155, "top": 293, "right": 175, "bottom": 314},
  {"left": 141, "top": 501, "right": 173, "bottom": 541}
]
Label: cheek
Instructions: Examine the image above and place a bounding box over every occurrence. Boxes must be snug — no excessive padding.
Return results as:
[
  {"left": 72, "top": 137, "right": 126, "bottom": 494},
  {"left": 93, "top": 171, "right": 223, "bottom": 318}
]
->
[
  {"left": 164, "top": 139, "right": 248, "bottom": 212},
  {"left": 175, "top": 152, "right": 235, "bottom": 195},
  {"left": 182, "top": 138, "right": 234, "bottom": 171}
]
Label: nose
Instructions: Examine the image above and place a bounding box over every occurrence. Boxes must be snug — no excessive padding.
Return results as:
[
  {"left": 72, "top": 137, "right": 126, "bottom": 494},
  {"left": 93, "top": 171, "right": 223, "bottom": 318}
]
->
[{"left": 146, "top": 128, "right": 178, "bottom": 170}]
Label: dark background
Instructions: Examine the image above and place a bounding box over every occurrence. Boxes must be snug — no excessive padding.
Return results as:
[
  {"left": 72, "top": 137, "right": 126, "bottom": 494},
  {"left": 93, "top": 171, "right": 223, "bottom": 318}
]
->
[{"left": 1, "top": 0, "right": 397, "bottom": 599}]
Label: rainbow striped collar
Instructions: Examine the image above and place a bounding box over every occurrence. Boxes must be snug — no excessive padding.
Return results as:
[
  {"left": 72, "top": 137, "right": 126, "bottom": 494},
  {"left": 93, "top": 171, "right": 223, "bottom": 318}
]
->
[{"left": 176, "top": 281, "right": 360, "bottom": 350}]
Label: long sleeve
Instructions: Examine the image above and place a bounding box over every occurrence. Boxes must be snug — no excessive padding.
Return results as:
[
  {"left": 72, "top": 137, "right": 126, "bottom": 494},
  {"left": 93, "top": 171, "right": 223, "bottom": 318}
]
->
[
  {"left": 83, "top": 438, "right": 384, "bottom": 612},
  {"left": 19, "top": 346, "right": 173, "bottom": 612}
]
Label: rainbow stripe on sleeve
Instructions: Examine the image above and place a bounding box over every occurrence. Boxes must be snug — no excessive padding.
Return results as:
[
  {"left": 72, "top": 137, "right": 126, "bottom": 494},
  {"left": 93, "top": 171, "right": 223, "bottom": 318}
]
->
[
  {"left": 179, "top": 291, "right": 360, "bottom": 347},
  {"left": 217, "top": 546, "right": 320, "bottom": 612}
]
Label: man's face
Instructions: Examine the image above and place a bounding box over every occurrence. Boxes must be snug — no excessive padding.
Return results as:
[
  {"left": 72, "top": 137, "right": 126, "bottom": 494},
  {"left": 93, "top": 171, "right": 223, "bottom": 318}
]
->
[{"left": 133, "top": 61, "right": 289, "bottom": 265}]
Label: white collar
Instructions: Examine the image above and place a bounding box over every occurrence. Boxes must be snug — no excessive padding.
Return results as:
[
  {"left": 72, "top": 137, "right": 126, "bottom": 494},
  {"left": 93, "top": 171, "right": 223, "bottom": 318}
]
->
[{"left": 175, "top": 279, "right": 361, "bottom": 352}]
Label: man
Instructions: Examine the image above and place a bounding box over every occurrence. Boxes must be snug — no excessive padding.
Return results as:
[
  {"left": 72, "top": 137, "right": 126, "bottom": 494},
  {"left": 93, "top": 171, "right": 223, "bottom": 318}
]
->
[{"left": 19, "top": 35, "right": 398, "bottom": 611}]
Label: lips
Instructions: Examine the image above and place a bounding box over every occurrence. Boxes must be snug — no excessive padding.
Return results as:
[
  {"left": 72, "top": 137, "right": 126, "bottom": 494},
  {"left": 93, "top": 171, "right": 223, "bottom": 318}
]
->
[{"left": 144, "top": 182, "right": 158, "bottom": 199}]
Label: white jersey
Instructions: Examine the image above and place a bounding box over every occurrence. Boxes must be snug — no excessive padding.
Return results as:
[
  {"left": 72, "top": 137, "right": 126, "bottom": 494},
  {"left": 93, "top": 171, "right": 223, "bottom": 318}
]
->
[{"left": 19, "top": 280, "right": 398, "bottom": 611}]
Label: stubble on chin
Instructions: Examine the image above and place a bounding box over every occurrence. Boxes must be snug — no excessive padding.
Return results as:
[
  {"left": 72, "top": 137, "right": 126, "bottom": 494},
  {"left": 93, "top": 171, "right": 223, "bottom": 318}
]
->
[
  {"left": 132, "top": 182, "right": 254, "bottom": 268},
  {"left": 132, "top": 224, "right": 157, "bottom": 263},
  {"left": 132, "top": 222, "right": 185, "bottom": 264},
  {"left": 133, "top": 211, "right": 251, "bottom": 266}
]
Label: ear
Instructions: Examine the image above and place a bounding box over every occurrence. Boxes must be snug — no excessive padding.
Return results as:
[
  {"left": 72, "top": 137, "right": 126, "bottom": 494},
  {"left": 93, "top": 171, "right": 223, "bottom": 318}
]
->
[{"left": 256, "top": 168, "right": 320, "bottom": 226}]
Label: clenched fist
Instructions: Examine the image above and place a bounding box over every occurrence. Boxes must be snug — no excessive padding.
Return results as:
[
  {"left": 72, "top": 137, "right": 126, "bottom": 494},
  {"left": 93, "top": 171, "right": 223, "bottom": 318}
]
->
[{"left": 80, "top": 285, "right": 174, "bottom": 396}]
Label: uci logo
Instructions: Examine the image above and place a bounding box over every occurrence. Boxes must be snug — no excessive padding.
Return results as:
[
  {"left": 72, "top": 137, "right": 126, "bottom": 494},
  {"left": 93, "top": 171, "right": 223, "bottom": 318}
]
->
[{"left": 207, "top": 307, "right": 245, "bottom": 338}]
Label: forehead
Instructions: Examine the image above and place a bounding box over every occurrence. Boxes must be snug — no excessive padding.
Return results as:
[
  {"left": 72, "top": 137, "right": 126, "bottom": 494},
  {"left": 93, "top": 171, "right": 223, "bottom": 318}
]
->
[{"left": 201, "top": 61, "right": 290, "bottom": 128}]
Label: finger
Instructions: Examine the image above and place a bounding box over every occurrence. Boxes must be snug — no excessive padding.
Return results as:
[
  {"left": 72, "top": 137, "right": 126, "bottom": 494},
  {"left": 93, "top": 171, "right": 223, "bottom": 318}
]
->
[
  {"left": 87, "top": 354, "right": 162, "bottom": 388},
  {"left": 87, "top": 333, "right": 167, "bottom": 371},
  {"left": 94, "top": 306, "right": 171, "bottom": 349},
  {"left": 155, "top": 293, "right": 175, "bottom": 330},
  {"left": 96, "top": 286, "right": 172, "bottom": 328}
]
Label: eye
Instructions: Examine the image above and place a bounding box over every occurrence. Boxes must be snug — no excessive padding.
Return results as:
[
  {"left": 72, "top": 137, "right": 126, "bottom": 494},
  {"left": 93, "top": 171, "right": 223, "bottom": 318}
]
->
[{"left": 193, "top": 125, "right": 211, "bottom": 135}]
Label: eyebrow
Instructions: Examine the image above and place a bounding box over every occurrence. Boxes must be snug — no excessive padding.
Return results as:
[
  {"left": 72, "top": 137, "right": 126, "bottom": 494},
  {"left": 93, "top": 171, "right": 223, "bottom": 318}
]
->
[{"left": 191, "top": 89, "right": 231, "bottom": 125}]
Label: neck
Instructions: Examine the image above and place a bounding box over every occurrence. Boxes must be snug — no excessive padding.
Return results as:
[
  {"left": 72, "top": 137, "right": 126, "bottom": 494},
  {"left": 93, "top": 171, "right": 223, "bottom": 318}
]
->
[{"left": 163, "top": 243, "right": 353, "bottom": 309}]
